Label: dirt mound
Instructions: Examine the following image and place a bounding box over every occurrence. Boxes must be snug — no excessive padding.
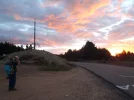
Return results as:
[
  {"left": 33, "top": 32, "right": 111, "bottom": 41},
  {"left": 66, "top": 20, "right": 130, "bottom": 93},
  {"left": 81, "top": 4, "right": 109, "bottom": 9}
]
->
[{"left": 0, "top": 50, "right": 74, "bottom": 71}]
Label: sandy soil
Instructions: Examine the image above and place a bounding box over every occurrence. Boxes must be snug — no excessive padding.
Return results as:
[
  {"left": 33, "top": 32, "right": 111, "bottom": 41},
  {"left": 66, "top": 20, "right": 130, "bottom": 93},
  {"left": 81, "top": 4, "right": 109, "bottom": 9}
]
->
[{"left": 0, "top": 64, "right": 130, "bottom": 100}]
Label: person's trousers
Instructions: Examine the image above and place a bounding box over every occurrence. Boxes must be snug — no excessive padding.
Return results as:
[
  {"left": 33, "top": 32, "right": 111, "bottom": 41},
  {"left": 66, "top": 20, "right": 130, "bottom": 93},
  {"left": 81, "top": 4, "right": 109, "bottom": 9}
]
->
[{"left": 9, "top": 72, "right": 16, "bottom": 89}]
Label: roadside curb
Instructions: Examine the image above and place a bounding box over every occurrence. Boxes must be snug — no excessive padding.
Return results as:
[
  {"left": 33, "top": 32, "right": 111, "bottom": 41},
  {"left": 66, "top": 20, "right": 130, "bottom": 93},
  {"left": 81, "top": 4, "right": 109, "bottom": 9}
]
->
[{"left": 78, "top": 65, "right": 134, "bottom": 100}]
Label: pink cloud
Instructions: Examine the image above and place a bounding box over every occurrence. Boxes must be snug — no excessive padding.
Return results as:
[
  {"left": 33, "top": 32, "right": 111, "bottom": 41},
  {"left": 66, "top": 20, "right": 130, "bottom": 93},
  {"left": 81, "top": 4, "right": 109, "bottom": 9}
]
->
[{"left": 1, "top": 0, "right": 134, "bottom": 54}]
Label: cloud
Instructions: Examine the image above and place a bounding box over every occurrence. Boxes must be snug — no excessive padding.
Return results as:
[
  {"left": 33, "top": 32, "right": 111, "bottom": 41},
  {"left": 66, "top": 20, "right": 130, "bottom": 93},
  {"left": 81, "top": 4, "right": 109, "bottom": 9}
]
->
[
  {"left": 108, "top": 19, "right": 134, "bottom": 40},
  {"left": 0, "top": 0, "right": 134, "bottom": 54}
]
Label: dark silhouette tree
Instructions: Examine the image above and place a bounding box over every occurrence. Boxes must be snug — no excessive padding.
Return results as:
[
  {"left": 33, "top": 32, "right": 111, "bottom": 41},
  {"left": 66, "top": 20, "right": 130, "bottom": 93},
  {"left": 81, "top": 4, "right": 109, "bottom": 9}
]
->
[
  {"left": 59, "top": 41, "right": 111, "bottom": 61},
  {"left": 0, "top": 42, "right": 24, "bottom": 56},
  {"left": 116, "top": 50, "right": 134, "bottom": 61},
  {"left": 79, "top": 41, "right": 97, "bottom": 59},
  {"left": 64, "top": 49, "right": 73, "bottom": 59}
]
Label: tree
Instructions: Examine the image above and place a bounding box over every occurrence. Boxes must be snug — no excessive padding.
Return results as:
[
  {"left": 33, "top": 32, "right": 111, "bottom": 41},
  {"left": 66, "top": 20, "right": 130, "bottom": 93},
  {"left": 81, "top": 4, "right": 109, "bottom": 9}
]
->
[
  {"left": 0, "top": 42, "right": 24, "bottom": 55},
  {"left": 116, "top": 50, "right": 134, "bottom": 61},
  {"left": 80, "top": 41, "right": 97, "bottom": 59},
  {"left": 61, "top": 41, "right": 111, "bottom": 61},
  {"left": 64, "top": 49, "right": 73, "bottom": 59}
]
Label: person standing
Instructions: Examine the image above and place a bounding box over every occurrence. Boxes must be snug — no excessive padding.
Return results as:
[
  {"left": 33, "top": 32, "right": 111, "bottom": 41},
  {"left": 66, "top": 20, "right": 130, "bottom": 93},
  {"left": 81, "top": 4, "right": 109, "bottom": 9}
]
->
[
  {"left": 9, "top": 56, "right": 20, "bottom": 91},
  {"left": 4, "top": 58, "right": 13, "bottom": 79}
]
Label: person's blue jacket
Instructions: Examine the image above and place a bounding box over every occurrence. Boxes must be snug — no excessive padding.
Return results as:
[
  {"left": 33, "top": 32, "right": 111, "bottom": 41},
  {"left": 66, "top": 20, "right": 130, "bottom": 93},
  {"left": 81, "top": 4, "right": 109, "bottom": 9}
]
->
[
  {"left": 4, "top": 59, "right": 13, "bottom": 76},
  {"left": 4, "top": 65, "right": 12, "bottom": 75}
]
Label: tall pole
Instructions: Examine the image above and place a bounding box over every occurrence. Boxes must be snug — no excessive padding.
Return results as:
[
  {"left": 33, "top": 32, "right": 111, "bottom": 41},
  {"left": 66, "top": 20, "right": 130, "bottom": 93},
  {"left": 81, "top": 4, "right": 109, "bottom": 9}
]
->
[{"left": 34, "top": 21, "right": 36, "bottom": 49}]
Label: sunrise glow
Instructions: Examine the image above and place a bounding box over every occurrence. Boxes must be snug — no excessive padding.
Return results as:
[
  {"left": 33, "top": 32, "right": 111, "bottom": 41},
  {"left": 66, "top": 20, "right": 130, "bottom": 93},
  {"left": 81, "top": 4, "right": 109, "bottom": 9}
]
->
[
  {"left": 0, "top": 0, "right": 134, "bottom": 54},
  {"left": 108, "top": 48, "right": 123, "bottom": 56}
]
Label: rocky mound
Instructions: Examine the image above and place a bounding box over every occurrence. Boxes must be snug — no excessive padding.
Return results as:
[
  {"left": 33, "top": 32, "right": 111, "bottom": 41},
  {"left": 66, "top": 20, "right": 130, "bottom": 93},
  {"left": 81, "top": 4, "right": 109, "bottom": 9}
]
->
[{"left": 0, "top": 50, "right": 74, "bottom": 71}]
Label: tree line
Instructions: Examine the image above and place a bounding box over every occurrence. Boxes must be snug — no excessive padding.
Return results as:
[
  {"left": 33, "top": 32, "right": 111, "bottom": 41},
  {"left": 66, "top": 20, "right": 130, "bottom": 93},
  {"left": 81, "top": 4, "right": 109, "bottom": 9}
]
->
[
  {"left": 59, "top": 41, "right": 111, "bottom": 61},
  {"left": 0, "top": 41, "right": 133, "bottom": 61},
  {"left": 115, "top": 50, "right": 134, "bottom": 61},
  {"left": 0, "top": 42, "right": 36, "bottom": 56},
  {"left": 59, "top": 41, "right": 134, "bottom": 61},
  {"left": 0, "top": 42, "right": 24, "bottom": 56}
]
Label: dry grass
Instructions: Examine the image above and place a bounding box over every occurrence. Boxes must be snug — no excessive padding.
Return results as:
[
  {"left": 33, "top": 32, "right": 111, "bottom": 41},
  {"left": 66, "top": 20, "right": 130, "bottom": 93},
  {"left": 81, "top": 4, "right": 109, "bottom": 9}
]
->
[{"left": 0, "top": 50, "right": 74, "bottom": 71}]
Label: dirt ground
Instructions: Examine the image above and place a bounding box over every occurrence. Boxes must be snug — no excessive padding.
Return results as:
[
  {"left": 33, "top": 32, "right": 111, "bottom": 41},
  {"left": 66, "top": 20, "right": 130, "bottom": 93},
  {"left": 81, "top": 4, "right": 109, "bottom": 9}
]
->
[{"left": 0, "top": 64, "right": 130, "bottom": 100}]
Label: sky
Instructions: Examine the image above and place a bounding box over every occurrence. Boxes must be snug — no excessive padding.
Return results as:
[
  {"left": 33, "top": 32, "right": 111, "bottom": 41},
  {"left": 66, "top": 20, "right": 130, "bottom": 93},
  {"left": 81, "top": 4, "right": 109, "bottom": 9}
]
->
[{"left": 0, "top": 0, "right": 134, "bottom": 56}]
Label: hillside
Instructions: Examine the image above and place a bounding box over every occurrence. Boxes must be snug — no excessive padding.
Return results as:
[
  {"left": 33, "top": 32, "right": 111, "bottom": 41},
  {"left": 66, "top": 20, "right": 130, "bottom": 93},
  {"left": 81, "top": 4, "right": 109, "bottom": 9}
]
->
[{"left": 0, "top": 50, "right": 74, "bottom": 71}]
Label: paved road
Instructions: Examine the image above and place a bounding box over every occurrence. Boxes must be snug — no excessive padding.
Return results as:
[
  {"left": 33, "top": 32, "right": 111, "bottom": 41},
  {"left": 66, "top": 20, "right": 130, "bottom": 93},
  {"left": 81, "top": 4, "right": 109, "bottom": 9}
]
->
[{"left": 72, "top": 62, "right": 134, "bottom": 98}]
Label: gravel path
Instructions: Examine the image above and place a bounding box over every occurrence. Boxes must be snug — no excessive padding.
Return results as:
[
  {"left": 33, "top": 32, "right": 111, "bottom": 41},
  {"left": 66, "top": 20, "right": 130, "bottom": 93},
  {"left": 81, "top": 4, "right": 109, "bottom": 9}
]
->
[{"left": 0, "top": 64, "right": 131, "bottom": 100}]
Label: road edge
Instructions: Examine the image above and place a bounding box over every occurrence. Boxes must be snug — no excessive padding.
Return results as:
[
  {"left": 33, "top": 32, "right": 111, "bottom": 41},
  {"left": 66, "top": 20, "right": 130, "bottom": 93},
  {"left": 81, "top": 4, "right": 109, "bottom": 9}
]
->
[{"left": 78, "top": 65, "right": 133, "bottom": 100}]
